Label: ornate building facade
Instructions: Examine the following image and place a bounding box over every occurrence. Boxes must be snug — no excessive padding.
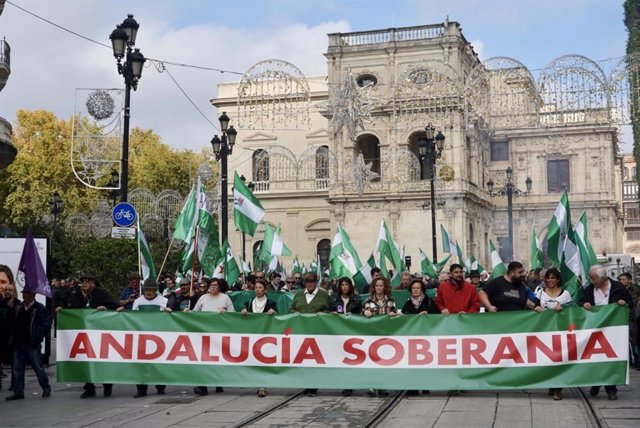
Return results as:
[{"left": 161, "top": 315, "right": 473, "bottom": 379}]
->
[{"left": 212, "top": 21, "right": 628, "bottom": 271}]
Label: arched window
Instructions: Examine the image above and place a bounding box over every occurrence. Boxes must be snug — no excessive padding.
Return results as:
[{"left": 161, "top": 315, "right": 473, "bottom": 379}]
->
[
  {"left": 624, "top": 167, "right": 629, "bottom": 180},
  {"left": 315, "top": 146, "right": 329, "bottom": 189},
  {"left": 252, "top": 149, "right": 269, "bottom": 192},
  {"left": 316, "top": 239, "right": 331, "bottom": 274},
  {"left": 355, "top": 134, "right": 381, "bottom": 181}
]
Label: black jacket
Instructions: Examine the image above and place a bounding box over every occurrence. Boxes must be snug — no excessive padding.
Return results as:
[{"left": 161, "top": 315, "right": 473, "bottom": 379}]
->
[
  {"left": 10, "top": 301, "right": 51, "bottom": 346},
  {"left": 330, "top": 293, "right": 363, "bottom": 314},
  {"left": 580, "top": 280, "right": 633, "bottom": 308},
  {"left": 243, "top": 297, "right": 278, "bottom": 313},
  {"left": 401, "top": 295, "right": 439, "bottom": 314},
  {"left": 68, "top": 286, "right": 116, "bottom": 310}
]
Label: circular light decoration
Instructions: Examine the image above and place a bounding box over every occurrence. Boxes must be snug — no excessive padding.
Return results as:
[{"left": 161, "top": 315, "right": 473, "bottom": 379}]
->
[
  {"left": 86, "top": 89, "right": 115, "bottom": 121},
  {"left": 439, "top": 165, "right": 455, "bottom": 181}
]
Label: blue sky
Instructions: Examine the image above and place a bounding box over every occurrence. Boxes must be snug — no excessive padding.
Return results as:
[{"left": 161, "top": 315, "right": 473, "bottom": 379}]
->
[{"left": 0, "top": 0, "right": 629, "bottom": 152}]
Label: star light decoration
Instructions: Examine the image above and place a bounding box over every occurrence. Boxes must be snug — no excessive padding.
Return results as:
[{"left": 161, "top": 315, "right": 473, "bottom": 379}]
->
[
  {"left": 352, "top": 153, "right": 379, "bottom": 197},
  {"left": 327, "top": 72, "right": 379, "bottom": 141}
]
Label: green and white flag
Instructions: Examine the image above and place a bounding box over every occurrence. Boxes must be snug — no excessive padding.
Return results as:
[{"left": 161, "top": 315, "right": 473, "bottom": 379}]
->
[
  {"left": 353, "top": 253, "right": 375, "bottom": 292},
  {"left": 547, "top": 190, "right": 570, "bottom": 267},
  {"left": 441, "top": 225, "right": 456, "bottom": 254},
  {"left": 329, "top": 225, "right": 363, "bottom": 280},
  {"left": 233, "top": 172, "right": 264, "bottom": 236},
  {"left": 292, "top": 257, "right": 303, "bottom": 274},
  {"left": 172, "top": 185, "right": 197, "bottom": 243},
  {"left": 376, "top": 220, "right": 404, "bottom": 285},
  {"left": 530, "top": 226, "right": 544, "bottom": 270},
  {"left": 213, "top": 240, "right": 240, "bottom": 286},
  {"left": 574, "top": 211, "right": 598, "bottom": 284},
  {"left": 137, "top": 218, "right": 156, "bottom": 281},
  {"left": 419, "top": 248, "right": 438, "bottom": 279},
  {"left": 490, "top": 240, "right": 507, "bottom": 278},
  {"left": 454, "top": 242, "right": 466, "bottom": 270},
  {"left": 261, "top": 224, "right": 292, "bottom": 262},
  {"left": 240, "top": 258, "right": 251, "bottom": 275},
  {"left": 195, "top": 184, "right": 220, "bottom": 278},
  {"left": 434, "top": 254, "right": 452, "bottom": 272}
]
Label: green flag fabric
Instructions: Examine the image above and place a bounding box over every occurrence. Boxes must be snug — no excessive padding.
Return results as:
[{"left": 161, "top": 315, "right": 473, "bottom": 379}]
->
[
  {"left": 261, "top": 223, "right": 292, "bottom": 262},
  {"left": 440, "top": 225, "right": 456, "bottom": 254},
  {"left": 172, "top": 185, "right": 197, "bottom": 243},
  {"left": 376, "top": 220, "right": 404, "bottom": 286},
  {"left": 137, "top": 218, "right": 156, "bottom": 281},
  {"left": 329, "top": 225, "right": 363, "bottom": 280},
  {"left": 419, "top": 248, "right": 438, "bottom": 278},
  {"left": 233, "top": 172, "right": 265, "bottom": 236},
  {"left": 574, "top": 211, "right": 598, "bottom": 283},
  {"left": 530, "top": 226, "right": 544, "bottom": 270},
  {"left": 490, "top": 240, "right": 507, "bottom": 278}
]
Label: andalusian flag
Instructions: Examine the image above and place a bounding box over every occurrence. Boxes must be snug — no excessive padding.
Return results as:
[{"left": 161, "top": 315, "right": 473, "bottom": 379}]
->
[
  {"left": 195, "top": 184, "right": 220, "bottom": 277},
  {"left": 441, "top": 225, "right": 456, "bottom": 254},
  {"left": 530, "top": 226, "right": 544, "bottom": 270},
  {"left": 419, "top": 248, "right": 438, "bottom": 279},
  {"left": 376, "top": 220, "right": 404, "bottom": 285},
  {"left": 353, "top": 253, "right": 375, "bottom": 293},
  {"left": 574, "top": 211, "right": 598, "bottom": 283},
  {"left": 547, "top": 191, "right": 570, "bottom": 267},
  {"left": 490, "top": 240, "right": 507, "bottom": 278},
  {"left": 137, "top": 218, "right": 156, "bottom": 281},
  {"left": 329, "top": 225, "right": 363, "bottom": 280},
  {"left": 233, "top": 172, "right": 264, "bottom": 236},
  {"left": 172, "top": 185, "right": 197, "bottom": 243},
  {"left": 260, "top": 223, "right": 291, "bottom": 262},
  {"left": 240, "top": 258, "right": 251, "bottom": 275},
  {"left": 454, "top": 242, "right": 466, "bottom": 270},
  {"left": 292, "top": 257, "right": 302, "bottom": 274},
  {"left": 434, "top": 254, "right": 452, "bottom": 272},
  {"left": 214, "top": 240, "right": 240, "bottom": 285}
]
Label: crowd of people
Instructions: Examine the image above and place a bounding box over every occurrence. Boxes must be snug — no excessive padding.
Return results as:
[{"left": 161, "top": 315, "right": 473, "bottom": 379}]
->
[{"left": 0, "top": 260, "right": 638, "bottom": 402}]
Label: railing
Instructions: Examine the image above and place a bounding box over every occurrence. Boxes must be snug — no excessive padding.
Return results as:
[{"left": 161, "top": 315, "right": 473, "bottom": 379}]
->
[
  {"left": 316, "top": 178, "right": 329, "bottom": 190},
  {"left": 330, "top": 24, "right": 445, "bottom": 47},
  {"left": 253, "top": 181, "right": 269, "bottom": 193}
]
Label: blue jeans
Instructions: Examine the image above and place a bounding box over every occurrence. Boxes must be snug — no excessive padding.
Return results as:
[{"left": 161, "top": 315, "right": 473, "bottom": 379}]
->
[{"left": 12, "top": 342, "right": 50, "bottom": 395}]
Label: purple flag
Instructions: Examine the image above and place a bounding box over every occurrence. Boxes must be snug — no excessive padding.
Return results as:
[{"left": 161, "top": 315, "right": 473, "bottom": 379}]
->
[{"left": 16, "top": 227, "right": 52, "bottom": 298}]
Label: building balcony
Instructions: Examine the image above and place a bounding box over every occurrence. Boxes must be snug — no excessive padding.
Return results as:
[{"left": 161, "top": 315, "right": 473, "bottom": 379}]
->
[
  {"left": 0, "top": 38, "right": 10, "bottom": 92},
  {"left": 623, "top": 180, "right": 638, "bottom": 201}
]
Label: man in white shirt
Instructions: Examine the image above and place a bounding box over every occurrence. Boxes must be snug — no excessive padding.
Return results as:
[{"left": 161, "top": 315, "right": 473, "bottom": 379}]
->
[{"left": 187, "top": 278, "right": 235, "bottom": 396}]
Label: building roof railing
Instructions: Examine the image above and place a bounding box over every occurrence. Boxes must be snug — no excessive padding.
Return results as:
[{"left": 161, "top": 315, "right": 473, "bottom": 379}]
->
[{"left": 328, "top": 22, "right": 464, "bottom": 49}]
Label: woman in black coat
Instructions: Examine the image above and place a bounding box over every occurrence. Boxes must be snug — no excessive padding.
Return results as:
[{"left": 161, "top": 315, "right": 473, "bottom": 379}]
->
[
  {"left": 401, "top": 279, "right": 438, "bottom": 315},
  {"left": 330, "top": 277, "right": 362, "bottom": 315}
]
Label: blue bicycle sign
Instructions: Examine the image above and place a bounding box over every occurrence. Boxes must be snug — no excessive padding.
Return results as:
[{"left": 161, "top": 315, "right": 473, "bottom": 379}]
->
[{"left": 112, "top": 202, "right": 137, "bottom": 227}]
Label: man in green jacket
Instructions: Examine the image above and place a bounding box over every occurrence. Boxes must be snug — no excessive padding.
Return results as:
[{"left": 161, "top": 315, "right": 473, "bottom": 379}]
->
[
  {"left": 290, "top": 272, "right": 330, "bottom": 314},
  {"left": 289, "top": 271, "right": 329, "bottom": 397}
]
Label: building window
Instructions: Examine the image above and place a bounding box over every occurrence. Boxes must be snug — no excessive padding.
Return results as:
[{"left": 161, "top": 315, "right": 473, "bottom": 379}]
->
[
  {"left": 317, "top": 239, "right": 331, "bottom": 273},
  {"left": 490, "top": 140, "right": 509, "bottom": 161},
  {"left": 547, "top": 159, "right": 570, "bottom": 192},
  {"left": 355, "top": 134, "right": 381, "bottom": 181},
  {"left": 315, "top": 146, "right": 329, "bottom": 189},
  {"left": 252, "top": 149, "right": 269, "bottom": 192},
  {"left": 624, "top": 167, "right": 629, "bottom": 180},
  {"left": 356, "top": 74, "right": 377, "bottom": 87}
]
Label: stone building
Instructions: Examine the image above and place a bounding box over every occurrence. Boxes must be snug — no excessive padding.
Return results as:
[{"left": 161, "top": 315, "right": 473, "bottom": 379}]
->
[
  {"left": 622, "top": 154, "right": 640, "bottom": 259},
  {"left": 0, "top": 0, "right": 17, "bottom": 170},
  {"left": 212, "top": 21, "right": 626, "bottom": 271}
]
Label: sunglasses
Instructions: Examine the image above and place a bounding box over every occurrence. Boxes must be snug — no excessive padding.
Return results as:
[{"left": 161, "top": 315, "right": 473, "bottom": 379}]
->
[{"left": 286, "top": 281, "right": 294, "bottom": 284}]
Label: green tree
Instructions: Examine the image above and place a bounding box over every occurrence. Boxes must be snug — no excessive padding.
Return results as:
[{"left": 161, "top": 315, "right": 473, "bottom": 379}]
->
[{"left": 624, "top": 0, "right": 640, "bottom": 183}]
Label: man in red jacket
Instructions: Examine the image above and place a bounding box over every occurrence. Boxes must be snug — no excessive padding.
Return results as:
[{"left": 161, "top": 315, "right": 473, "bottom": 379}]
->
[{"left": 435, "top": 264, "right": 480, "bottom": 315}]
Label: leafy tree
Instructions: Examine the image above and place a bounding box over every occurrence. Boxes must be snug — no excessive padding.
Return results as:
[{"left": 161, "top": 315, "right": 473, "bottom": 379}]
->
[{"left": 624, "top": 0, "right": 640, "bottom": 184}]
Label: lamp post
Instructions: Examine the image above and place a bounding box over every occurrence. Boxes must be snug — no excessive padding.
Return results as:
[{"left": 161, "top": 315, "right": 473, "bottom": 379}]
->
[
  {"left": 210, "top": 112, "right": 238, "bottom": 245},
  {"left": 49, "top": 192, "right": 63, "bottom": 230},
  {"left": 487, "top": 166, "right": 533, "bottom": 262},
  {"left": 108, "top": 170, "right": 119, "bottom": 207},
  {"left": 417, "top": 124, "right": 445, "bottom": 263},
  {"left": 110, "top": 14, "right": 146, "bottom": 203}
]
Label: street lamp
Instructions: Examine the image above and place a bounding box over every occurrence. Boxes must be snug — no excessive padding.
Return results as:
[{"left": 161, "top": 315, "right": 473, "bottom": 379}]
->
[
  {"left": 49, "top": 192, "right": 63, "bottom": 229},
  {"left": 417, "top": 124, "right": 445, "bottom": 263},
  {"left": 108, "top": 170, "right": 119, "bottom": 206},
  {"left": 487, "top": 166, "right": 533, "bottom": 262},
  {"left": 210, "top": 112, "right": 238, "bottom": 244},
  {"left": 110, "top": 14, "right": 146, "bottom": 202}
]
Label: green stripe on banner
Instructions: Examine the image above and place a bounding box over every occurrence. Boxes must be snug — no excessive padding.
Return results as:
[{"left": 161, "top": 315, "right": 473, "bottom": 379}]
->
[
  {"left": 57, "top": 361, "right": 628, "bottom": 391},
  {"left": 56, "top": 305, "right": 629, "bottom": 390}
]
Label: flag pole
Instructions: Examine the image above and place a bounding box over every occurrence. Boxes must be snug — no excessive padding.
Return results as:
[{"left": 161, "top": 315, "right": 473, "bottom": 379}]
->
[
  {"left": 157, "top": 237, "right": 175, "bottom": 278},
  {"left": 190, "top": 226, "right": 199, "bottom": 295},
  {"left": 136, "top": 223, "right": 142, "bottom": 279}
]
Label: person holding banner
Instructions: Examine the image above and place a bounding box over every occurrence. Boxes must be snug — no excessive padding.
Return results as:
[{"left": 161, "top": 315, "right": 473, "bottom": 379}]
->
[
  {"left": 187, "top": 277, "right": 235, "bottom": 396},
  {"left": 435, "top": 264, "right": 480, "bottom": 315},
  {"left": 533, "top": 268, "right": 573, "bottom": 400},
  {"left": 241, "top": 279, "right": 277, "bottom": 397},
  {"left": 58, "top": 273, "right": 117, "bottom": 398},
  {"left": 401, "top": 279, "right": 438, "bottom": 315},
  {"left": 581, "top": 265, "right": 632, "bottom": 400},
  {"left": 290, "top": 271, "right": 330, "bottom": 397},
  {"left": 330, "top": 277, "right": 362, "bottom": 316},
  {"left": 479, "top": 261, "right": 538, "bottom": 312},
  {"left": 118, "top": 278, "right": 170, "bottom": 398}
]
